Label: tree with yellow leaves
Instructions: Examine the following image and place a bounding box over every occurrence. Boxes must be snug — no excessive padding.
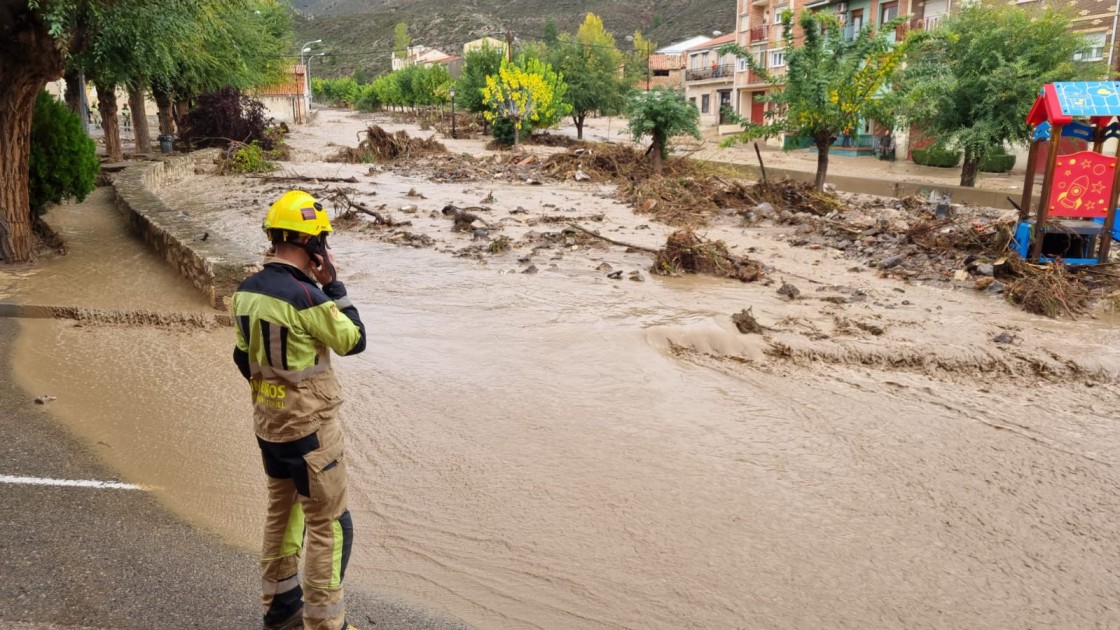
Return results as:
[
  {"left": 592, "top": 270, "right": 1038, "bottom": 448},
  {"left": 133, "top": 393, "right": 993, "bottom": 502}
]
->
[
  {"left": 481, "top": 57, "right": 570, "bottom": 148},
  {"left": 721, "top": 10, "right": 907, "bottom": 191}
]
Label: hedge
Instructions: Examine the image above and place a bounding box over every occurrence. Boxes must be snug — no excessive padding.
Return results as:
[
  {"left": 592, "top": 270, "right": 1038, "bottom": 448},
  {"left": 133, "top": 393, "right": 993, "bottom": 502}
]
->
[
  {"left": 979, "top": 150, "right": 1016, "bottom": 173},
  {"left": 912, "top": 145, "right": 962, "bottom": 168}
]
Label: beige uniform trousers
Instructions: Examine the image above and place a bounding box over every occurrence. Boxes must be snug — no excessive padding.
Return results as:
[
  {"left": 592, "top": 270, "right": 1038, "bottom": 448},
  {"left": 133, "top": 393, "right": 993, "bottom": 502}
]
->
[{"left": 259, "top": 417, "right": 352, "bottom": 630}]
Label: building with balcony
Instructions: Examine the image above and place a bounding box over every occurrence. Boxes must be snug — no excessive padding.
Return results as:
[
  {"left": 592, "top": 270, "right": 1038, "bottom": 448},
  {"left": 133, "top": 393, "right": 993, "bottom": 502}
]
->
[
  {"left": 682, "top": 33, "right": 738, "bottom": 129},
  {"left": 735, "top": 0, "right": 1118, "bottom": 158}
]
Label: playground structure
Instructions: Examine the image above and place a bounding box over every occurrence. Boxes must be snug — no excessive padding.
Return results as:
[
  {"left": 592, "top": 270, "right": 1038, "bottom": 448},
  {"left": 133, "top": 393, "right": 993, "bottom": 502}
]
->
[{"left": 1015, "top": 82, "right": 1120, "bottom": 265}]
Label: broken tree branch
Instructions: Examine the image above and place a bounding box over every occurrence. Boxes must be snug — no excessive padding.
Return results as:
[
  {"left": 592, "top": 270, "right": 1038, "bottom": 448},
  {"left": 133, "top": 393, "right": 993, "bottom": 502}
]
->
[{"left": 567, "top": 223, "right": 659, "bottom": 254}]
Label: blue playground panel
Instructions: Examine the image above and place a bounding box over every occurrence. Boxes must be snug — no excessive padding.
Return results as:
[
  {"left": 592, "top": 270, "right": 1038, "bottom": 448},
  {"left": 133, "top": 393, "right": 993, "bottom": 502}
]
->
[{"left": 1011, "top": 216, "right": 1120, "bottom": 265}]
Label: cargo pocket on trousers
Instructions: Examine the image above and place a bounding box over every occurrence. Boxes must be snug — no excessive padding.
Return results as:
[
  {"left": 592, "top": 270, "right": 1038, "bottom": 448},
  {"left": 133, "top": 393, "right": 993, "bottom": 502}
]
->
[{"left": 303, "top": 436, "right": 346, "bottom": 506}]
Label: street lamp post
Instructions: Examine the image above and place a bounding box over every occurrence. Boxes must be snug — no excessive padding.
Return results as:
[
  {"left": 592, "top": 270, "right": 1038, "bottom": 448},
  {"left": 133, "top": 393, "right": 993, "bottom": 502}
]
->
[
  {"left": 307, "top": 52, "right": 326, "bottom": 110},
  {"left": 449, "top": 87, "right": 457, "bottom": 139},
  {"left": 300, "top": 39, "right": 322, "bottom": 115}
]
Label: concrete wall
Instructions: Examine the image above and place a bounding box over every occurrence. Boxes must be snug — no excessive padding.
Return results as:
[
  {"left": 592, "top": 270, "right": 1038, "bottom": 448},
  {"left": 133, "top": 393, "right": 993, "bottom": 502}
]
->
[
  {"left": 112, "top": 151, "right": 260, "bottom": 310},
  {"left": 707, "top": 160, "right": 1036, "bottom": 210}
]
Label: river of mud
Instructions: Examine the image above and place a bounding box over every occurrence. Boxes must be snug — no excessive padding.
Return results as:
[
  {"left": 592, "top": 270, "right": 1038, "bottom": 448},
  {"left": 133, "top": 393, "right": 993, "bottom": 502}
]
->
[{"left": 7, "top": 112, "right": 1120, "bottom": 628}]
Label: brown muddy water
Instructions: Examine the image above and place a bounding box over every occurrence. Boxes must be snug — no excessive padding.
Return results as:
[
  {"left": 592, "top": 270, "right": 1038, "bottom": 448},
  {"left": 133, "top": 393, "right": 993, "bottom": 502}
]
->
[{"left": 8, "top": 178, "right": 1120, "bottom": 629}]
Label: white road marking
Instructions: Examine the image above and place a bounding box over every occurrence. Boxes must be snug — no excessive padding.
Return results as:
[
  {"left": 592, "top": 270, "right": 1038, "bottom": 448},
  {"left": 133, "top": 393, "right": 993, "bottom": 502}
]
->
[{"left": 0, "top": 474, "right": 148, "bottom": 490}]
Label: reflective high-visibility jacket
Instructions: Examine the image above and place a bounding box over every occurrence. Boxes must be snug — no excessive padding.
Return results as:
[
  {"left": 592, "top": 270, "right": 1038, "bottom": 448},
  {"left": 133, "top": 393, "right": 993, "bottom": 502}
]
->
[{"left": 232, "top": 257, "right": 366, "bottom": 442}]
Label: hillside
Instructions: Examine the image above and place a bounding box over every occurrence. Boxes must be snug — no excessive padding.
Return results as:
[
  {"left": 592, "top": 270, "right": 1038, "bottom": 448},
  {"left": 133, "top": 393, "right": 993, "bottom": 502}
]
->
[{"left": 289, "top": 0, "right": 735, "bottom": 78}]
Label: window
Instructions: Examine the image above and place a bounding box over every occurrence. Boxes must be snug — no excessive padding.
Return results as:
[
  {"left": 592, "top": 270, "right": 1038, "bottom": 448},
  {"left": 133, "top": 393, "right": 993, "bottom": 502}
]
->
[
  {"left": 738, "top": 57, "right": 749, "bottom": 72},
  {"left": 702, "top": 94, "right": 711, "bottom": 113},
  {"left": 1075, "top": 32, "right": 1107, "bottom": 61},
  {"left": 769, "top": 49, "right": 786, "bottom": 67},
  {"left": 774, "top": 8, "right": 784, "bottom": 24},
  {"left": 880, "top": 2, "right": 898, "bottom": 22}
]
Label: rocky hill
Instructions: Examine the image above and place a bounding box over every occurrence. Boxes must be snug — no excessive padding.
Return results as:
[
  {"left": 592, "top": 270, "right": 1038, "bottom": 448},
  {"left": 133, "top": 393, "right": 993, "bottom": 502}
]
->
[{"left": 289, "top": 0, "right": 735, "bottom": 78}]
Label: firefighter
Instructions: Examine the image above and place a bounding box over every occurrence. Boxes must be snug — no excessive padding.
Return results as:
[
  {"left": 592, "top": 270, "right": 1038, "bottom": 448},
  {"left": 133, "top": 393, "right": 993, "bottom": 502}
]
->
[{"left": 232, "top": 190, "right": 367, "bottom": 630}]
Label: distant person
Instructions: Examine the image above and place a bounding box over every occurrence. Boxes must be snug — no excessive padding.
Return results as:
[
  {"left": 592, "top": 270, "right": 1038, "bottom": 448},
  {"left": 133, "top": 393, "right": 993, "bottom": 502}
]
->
[
  {"left": 877, "top": 131, "right": 896, "bottom": 161},
  {"left": 121, "top": 104, "right": 131, "bottom": 132},
  {"left": 232, "top": 190, "right": 367, "bottom": 630}
]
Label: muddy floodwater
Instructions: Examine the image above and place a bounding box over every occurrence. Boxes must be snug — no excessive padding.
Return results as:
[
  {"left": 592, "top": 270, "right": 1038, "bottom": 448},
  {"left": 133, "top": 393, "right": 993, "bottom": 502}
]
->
[{"left": 8, "top": 115, "right": 1120, "bottom": 628}]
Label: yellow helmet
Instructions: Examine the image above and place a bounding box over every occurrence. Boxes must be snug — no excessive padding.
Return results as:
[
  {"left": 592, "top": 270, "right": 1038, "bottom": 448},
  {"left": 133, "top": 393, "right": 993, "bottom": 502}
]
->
[{"left": 263, "top": 190, "right": 332, "bottom": 239}]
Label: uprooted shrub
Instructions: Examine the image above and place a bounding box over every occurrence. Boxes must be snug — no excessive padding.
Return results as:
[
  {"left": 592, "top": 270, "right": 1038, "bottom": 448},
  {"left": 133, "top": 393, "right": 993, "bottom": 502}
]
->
[
  {"left": 218, "top": 142, "right": 276, "bottom": 174},
  {"left": 652, "top": 229, "right": 765, "bottom": 282},
  {"left": 329, "top": 125, "right": 446, "bottom": 163},
  {"left": 178, "top": 88, "right": 279, "bottom": 151}
]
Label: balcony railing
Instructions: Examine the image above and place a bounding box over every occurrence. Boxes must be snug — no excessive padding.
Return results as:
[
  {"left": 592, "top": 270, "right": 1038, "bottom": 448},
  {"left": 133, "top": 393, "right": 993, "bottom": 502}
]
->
[
  {"left": 686, "top": 64, "right": 736, "bottom": 82},
  {"left": 749, "top": 25, "right": 769, "bottom": 43}
]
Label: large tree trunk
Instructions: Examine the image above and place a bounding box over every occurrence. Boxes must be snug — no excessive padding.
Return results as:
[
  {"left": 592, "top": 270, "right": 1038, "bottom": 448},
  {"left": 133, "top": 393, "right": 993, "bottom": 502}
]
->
[
  {"left": 173, "top": 98, "right": 190, "bottom": 144},
  {"left": 129, "top": 82, "right": 151, "bottom": 154},
  {"left": 153, "top": 83, "right": 174, "bottom": 136},
  {"left": 64, "top": 68, "right": 82, "bottom": 115},
  {"left": 573, "top": 113, "right": 585, "bottom": 140},
  {"left": 0, "top": 9, "right": 67, "bottom": 263},
  {"left": 960, "top": 148, "right": 979, "bottom": 187},
  {"left": 814, "top": 137, "right": 831, "bottom": 192},
  {"left": 96, "top": 82, "right": 122, "bottom": 162}
]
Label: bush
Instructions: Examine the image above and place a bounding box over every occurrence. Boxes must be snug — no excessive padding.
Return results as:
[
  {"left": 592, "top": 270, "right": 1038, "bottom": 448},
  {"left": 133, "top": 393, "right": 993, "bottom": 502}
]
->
[
  {"left": 29, "top": 91, "right": 98, "bottom": 216},
  {"left": 912, "top": 144, "right": 962, "bottom": 168},
  {"left": 178, "top": 87, "right": 276, "bottom": 150},
  {"left": 979, "top": 149, "right": 1016, "bottom": 173},
  {"left": 491, "top": 117, "right": 517, "bottom": 147}
]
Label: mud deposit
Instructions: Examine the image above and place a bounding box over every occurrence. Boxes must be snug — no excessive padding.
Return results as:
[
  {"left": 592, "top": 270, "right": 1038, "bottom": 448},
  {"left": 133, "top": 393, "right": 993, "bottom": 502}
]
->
[{"left": 8, "top": 111, "right": 1120, "bottom": 629}]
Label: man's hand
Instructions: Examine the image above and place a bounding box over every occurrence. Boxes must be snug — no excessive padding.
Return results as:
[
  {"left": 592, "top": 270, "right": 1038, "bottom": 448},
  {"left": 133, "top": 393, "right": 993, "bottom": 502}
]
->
[{"left": 311, "top": 248, "right": 338, "bottom": 285}]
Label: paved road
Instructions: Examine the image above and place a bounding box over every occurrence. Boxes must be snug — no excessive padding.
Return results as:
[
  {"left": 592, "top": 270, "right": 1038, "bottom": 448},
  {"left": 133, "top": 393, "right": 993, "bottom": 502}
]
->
[{"left": 0, "top": 317, "right": 468, "bottom": 630}]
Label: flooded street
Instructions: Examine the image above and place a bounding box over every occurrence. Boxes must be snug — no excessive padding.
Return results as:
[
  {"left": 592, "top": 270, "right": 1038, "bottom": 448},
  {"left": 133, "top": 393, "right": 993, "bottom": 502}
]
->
[{"left": 7, "top": 114, "right": 1120, "bottom": 628}]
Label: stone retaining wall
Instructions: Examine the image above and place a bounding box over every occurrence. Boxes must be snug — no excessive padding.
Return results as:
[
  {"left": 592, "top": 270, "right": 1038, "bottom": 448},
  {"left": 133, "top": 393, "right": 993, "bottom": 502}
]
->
[{"left": 112, "top": 150, "right": 259, "bottom": 310}]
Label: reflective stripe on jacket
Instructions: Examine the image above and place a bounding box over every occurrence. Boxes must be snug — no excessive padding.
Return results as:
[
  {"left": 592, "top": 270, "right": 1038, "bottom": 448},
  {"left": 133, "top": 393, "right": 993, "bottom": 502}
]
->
[{"left": 232, "top": 257, "right": 366, "bottom": 442}]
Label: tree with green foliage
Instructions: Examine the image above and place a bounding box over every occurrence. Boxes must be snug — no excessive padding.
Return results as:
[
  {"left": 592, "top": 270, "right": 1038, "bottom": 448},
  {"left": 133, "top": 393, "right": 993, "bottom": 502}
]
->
[
  {"left": 457, "top": 43, "right": 505, "bottom": 127},
  {"left": 890, "top": 4, "right": 1097, "bottom": 187},
  {"left": 313, "top": 77, "right": 362, "bottom": 107},
  {"left": 394, "top": 22, "right": 411, "bottom": 57},
  {"left": 628, "top": 30, "right": 657, "bottom": 89},
  {"left": 29, "top": 91, "right": 98, "bottom": 216},
  {"left": 482, "top": 57, "right": 571, "bottom": 147},
  {"left": 721, "top": 10, "right": 906, "bottom": 191},
  {"left": 626, "top": 88, "right": 700, "bottom": 174},
  {"left": 543, "top": 19, "right": 559, "bottom": 45},
  {"left": 548, "top": 13, "right": 630, "bottom": 139},
  {"left": 0, "top": 0, "right": 291, "bottom": 263}
]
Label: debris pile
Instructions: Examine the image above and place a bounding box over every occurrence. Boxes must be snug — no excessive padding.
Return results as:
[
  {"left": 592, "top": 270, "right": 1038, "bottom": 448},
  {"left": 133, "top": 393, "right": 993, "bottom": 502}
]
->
[
  {"left": 652, "top": 229, "right": 765, "bottom": 282},
  {"left": 1004, "top": 255, "right": 1120, "bottom": 318},
  {"left": 329, "top": 125, "right": 446, "bottom": 163}
]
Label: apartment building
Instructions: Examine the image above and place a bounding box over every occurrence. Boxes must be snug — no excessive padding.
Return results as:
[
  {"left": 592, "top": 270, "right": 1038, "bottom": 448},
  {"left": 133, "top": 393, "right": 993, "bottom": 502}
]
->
[
  {"left": 733, "top": 0, "right": 1116, "bottom": 152},
  {"left": 682, "top": 33, "right": 738, "bottom": 128}
]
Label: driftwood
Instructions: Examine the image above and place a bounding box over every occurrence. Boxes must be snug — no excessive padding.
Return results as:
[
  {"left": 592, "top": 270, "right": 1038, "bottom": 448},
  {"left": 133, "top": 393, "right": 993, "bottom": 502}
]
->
[
  {"left": 568, "top": 223, "right": 659, "bottom": 254},
  {"left": 328, "top": 189, "right": 394, "bottom": 224},
  {"left": 249, "top": 175, "right": 360, "bottom": 184}
]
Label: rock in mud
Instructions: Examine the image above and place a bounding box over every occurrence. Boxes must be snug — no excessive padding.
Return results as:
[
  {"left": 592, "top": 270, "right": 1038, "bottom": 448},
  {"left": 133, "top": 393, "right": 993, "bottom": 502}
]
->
[
  {"left": 607, "top": 270, "right": 623, "bottom": 280},
  {"left": 597, "top": 262, "right": 613, "bottom": 272},
  {"left": 731, "top": 308, "right": 765, "bottom": 335},
  {"left": 34, "top": 394, "right": 57, "bottom": 405},
  {"left": 522, "top": 265, "right": 539, "bottom": 274},
  {"left": 777, "top": 283, "right": 801, "bottom": 300},
  {"left": 880, "top": 254, "right": 906, "bottom": 270},
  {"left": 992, "top": 331, "right": 1018, "bottom": 344},
  {"left": 629, "top": 271, "right": 644, "bottom": 282}
]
